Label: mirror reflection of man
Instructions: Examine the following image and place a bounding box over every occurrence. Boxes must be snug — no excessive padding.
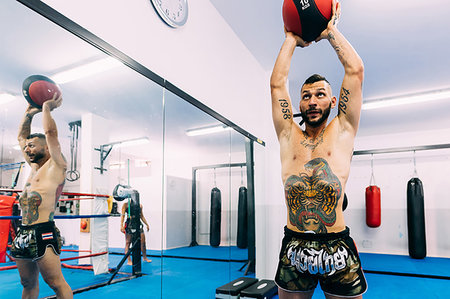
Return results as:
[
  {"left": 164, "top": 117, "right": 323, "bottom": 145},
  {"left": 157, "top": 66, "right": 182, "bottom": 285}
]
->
[
  {"left": 120, "top": 202, "right": 151, "bottom": 265},
  {"left": 12, "top": 93, "right": 73, "bottom": 298},
  {"left": 270, "top": 1, "right": 367, "bottom": 298}
]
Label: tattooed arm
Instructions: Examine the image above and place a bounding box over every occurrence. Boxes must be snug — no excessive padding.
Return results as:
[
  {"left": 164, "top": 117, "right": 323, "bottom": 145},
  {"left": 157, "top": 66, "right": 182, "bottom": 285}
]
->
[
  {"left": 270, "top": 31, "right": 310, "bottom": 141},
  {"left": 18, "top": 105, "right": 41, "bottom": 165},
  {"left": 318, "top": 0, "right": 364, "bottom": 135},
  {"left": 42, "top": 93, "right": 66, "bottom": 168}
]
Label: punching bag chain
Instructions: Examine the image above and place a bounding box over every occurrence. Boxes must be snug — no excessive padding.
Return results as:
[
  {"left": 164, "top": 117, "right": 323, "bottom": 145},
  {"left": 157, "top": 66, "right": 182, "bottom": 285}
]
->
[
  {"left": 413, "top": 150, "right": 418, "bottom": 177},
  {"left": 214, "top": 168, "right": 217, "bottom": 187},
  {"left": 369, "top": 154, "right": 376, "bottom": 186},
  {"left": 240, "top": 166, "right": 244, "bottom": 186}
]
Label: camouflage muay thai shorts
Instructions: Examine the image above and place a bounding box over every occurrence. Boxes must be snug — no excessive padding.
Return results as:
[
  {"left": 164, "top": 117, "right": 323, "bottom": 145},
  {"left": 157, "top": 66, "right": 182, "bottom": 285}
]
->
[
  {"left": 275, "top": 226, "right": 367, "bottom": 297},
  {"left": 11, "top": 221, "right": 62, "bottom": 261}
]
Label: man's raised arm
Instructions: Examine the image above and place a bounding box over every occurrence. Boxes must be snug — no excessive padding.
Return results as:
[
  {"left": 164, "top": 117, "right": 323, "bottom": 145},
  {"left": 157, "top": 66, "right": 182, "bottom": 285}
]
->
[
  {"left": 18, "top": 106, "right": 40, "bottom": 165},
  {"left": 270, "top": 32, "right": 310, "bottom": 141},
  {"left": 42, "top": 94, "right": 66, "bottom": 168},
  {"left": 320, "top": 1, "right": 364, "bottom": 134}
]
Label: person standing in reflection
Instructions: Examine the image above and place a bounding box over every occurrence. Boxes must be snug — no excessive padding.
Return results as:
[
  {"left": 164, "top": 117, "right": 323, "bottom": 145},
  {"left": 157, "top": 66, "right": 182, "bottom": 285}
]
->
[
  {"left": 12, "top": 93, "right": 73, "bottom": 298},
  {"left": 270, "top": 1, "right": 367, "bottom": 298},
  {"left": 120, "top": 201, "right": 151, "bottom": 265}
]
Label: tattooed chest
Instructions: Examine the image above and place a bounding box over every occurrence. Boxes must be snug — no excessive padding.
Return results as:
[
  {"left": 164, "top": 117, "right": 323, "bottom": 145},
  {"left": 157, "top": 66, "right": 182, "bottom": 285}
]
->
[
  {"left": 284, "top": 158, "right": 342, "bottom": 233},
  {"left": 19, "top": 191, "right": 43, "bottom": 224}
]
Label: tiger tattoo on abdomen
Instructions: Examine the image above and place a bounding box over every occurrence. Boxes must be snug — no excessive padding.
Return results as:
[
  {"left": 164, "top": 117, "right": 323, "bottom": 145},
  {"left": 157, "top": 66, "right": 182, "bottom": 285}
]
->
[{"left": 284, "top": 158, "right": 342, "bottom": 233}]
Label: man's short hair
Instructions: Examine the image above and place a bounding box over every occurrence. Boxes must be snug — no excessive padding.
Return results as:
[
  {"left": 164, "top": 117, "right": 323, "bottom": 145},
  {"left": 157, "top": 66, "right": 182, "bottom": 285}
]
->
[
  {"left": 302, "top": 74, "right": 330, "bottom": 86},
  {"left": 27, "top": 133, "right": 46, "bottom": 143}
]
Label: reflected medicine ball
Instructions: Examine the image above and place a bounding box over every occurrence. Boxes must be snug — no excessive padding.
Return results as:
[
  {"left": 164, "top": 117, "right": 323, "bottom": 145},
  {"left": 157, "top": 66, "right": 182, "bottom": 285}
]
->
[
  {"left": 282, "top": 0, "right": 333, "bottom": 42},
  {"left": 22, "top": 75, "right": 61, "bottom": 108}
]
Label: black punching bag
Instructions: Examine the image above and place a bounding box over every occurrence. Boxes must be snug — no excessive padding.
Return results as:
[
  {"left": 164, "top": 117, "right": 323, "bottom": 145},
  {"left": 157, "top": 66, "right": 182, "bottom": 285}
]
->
[
  {"left": 237, "top": 186, "right": 248, "bottom": 249},
  {"left": 342, "top": 193, "right": 348, "bottom": 212},
  {"left": 407, "top": 177, "right": 426, "bottom": 259},
  {"left": 210, "top": 187, "right": 221, "bottom": 247}
]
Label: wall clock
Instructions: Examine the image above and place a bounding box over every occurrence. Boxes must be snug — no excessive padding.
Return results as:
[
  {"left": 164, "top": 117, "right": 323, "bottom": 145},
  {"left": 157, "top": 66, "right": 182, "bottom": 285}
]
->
[{"left": 150, "top": 0, "right": 189, "bottom": 28}]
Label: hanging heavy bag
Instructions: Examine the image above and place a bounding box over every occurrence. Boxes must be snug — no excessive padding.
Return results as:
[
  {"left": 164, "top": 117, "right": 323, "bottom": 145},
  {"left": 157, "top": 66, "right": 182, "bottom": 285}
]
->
[
  {"left": 407, "top": 177, "right": 426, "bottom": 259},
  {"left": 210, "top": 187, "right": 222, "bottom": 247},
  {"left": 366, "top": 186, "right": 381, "bottom": 227},
  {"left": 237, "top": 186, "right": 248, "bottom": 249},
  {"left": 366, "top": 156, "right": 381, "bottom": 227},
  {"left": 342, "top": 193, "right": 348, "bottom": 211}
]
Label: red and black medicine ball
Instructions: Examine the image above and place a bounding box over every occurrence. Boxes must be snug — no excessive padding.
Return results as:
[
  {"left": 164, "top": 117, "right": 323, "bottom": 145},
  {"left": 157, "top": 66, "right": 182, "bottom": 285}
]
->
[
  {"left": 282, "top": 0, "right": 333, "bottom": 42},
  {"left": 22, "top": 75, "right": 61, "bottom": 108}
]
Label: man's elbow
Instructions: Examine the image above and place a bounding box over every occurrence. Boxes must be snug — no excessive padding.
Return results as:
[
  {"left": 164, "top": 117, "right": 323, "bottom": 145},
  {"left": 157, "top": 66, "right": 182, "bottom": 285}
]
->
[
  {"left": 270, "top": 74, "right": 286, "bottom": 91},
  {"left": 17, "top": 135, "right": 28, "bottom": 145},
  {"left": 44, "top": 129, "right": 58, "bottom": 138},
  {"left": 347, "top": 61, "right": 364, "bottom": 82}
]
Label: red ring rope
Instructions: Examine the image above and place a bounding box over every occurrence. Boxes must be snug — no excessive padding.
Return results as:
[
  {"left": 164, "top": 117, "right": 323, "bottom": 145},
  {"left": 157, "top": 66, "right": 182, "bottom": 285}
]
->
[
  {"left": 61, "top": 249, "right": 91, "bottom": 253},
  {"left": 62, "top": 263, "right": 93, "bottom": 270},
  {"left": 0, "top": 189, "right": 110, "bottom": 198},
  {"left": 0, "top": 251, "right": 108, "bottom": 271},
  {"left": 61, "top": 263, "right": 115, "bottom": 272},
  {"left": 59, "top": 197, "right": 95, "bottom": 202}
]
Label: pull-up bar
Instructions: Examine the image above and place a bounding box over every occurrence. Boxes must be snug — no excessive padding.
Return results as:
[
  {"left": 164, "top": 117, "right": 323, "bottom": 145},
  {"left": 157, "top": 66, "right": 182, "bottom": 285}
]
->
[
  {"left": 354, "top": 143, "right": 450, "bottom": 156},
  {"left": 192, "top": 163, "right": 246, "bottom": 171}
]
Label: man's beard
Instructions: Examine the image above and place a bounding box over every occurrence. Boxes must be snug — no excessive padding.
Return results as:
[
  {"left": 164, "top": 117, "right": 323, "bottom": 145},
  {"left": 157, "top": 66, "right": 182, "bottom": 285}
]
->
[
  {"left": 300, "top": 102, "right": 332, "bottom": 128},
  {"left": 29, "top": 151, "right": 46, "bottom": 163}
]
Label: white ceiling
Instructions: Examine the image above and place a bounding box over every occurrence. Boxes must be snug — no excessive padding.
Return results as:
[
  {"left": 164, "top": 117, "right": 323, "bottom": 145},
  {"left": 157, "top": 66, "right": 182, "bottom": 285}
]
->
[{"left": 210, "top": 0, "right": 450, "bottom": 136}]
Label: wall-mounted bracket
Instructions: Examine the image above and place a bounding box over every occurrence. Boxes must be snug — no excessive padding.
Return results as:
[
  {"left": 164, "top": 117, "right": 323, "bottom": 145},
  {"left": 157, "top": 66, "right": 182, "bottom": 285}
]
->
[{"left": 94, "top": 144, "right": 113, "bottom": 174}]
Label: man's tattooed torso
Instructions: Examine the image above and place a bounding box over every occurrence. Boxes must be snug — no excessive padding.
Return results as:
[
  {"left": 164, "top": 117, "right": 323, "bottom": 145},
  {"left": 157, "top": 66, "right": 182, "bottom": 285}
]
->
[
  {"left": 19, "top": 163, "right": 65, "bottom": 225},
  {"left": 19, "top": 184, "right": 43, "bottom": 225},
  {"left": 284, "top": 158, "right": 342, "bottom": 233}
]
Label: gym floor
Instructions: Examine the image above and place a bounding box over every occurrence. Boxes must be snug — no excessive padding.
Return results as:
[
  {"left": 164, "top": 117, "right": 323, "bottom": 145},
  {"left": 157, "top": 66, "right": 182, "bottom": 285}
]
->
[{"left": 0, "top": 246, "right": 449, "bottom": 298}]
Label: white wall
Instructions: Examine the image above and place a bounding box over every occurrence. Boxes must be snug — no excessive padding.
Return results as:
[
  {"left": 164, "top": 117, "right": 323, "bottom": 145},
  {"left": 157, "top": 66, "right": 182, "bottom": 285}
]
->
[
  {"left": 106, "top": 145, "right": 163, "bottom": 251},
  {"left": 347, "top": 128, "right": 450, "bottom": 258},
  {"left": 0, "top": 162, "right": 20, "bottom": 188},
  {"left": 164, "top": 175, "right": 191, "bottom": 249},
  {"left": 255, "top": 140, "right": 286, "bottom": 279}
]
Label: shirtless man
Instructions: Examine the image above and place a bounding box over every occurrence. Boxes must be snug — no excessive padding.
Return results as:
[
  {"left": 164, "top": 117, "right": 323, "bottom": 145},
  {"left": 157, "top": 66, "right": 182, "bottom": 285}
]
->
[
  {"left": 270, "top": 2, "right": 366, "bottom": 298},
  {"left": 12, "top": 93, "right": 73, "bottom": 298}
]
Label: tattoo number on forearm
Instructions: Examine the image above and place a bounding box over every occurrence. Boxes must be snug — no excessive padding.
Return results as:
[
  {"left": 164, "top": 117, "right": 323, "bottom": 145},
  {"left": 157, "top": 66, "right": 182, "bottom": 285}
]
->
[
  {"left": 339, "top": 88, "right": 350, "bottom": 115},
  {"left": 279, "top": 99, "right": 291, "bottom": 120}
]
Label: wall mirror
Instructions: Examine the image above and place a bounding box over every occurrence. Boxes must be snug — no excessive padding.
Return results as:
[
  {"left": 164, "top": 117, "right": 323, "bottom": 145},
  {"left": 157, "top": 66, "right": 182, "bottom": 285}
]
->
[{"left": 0, "top": 1, "right": 264, "bottom": 297}]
